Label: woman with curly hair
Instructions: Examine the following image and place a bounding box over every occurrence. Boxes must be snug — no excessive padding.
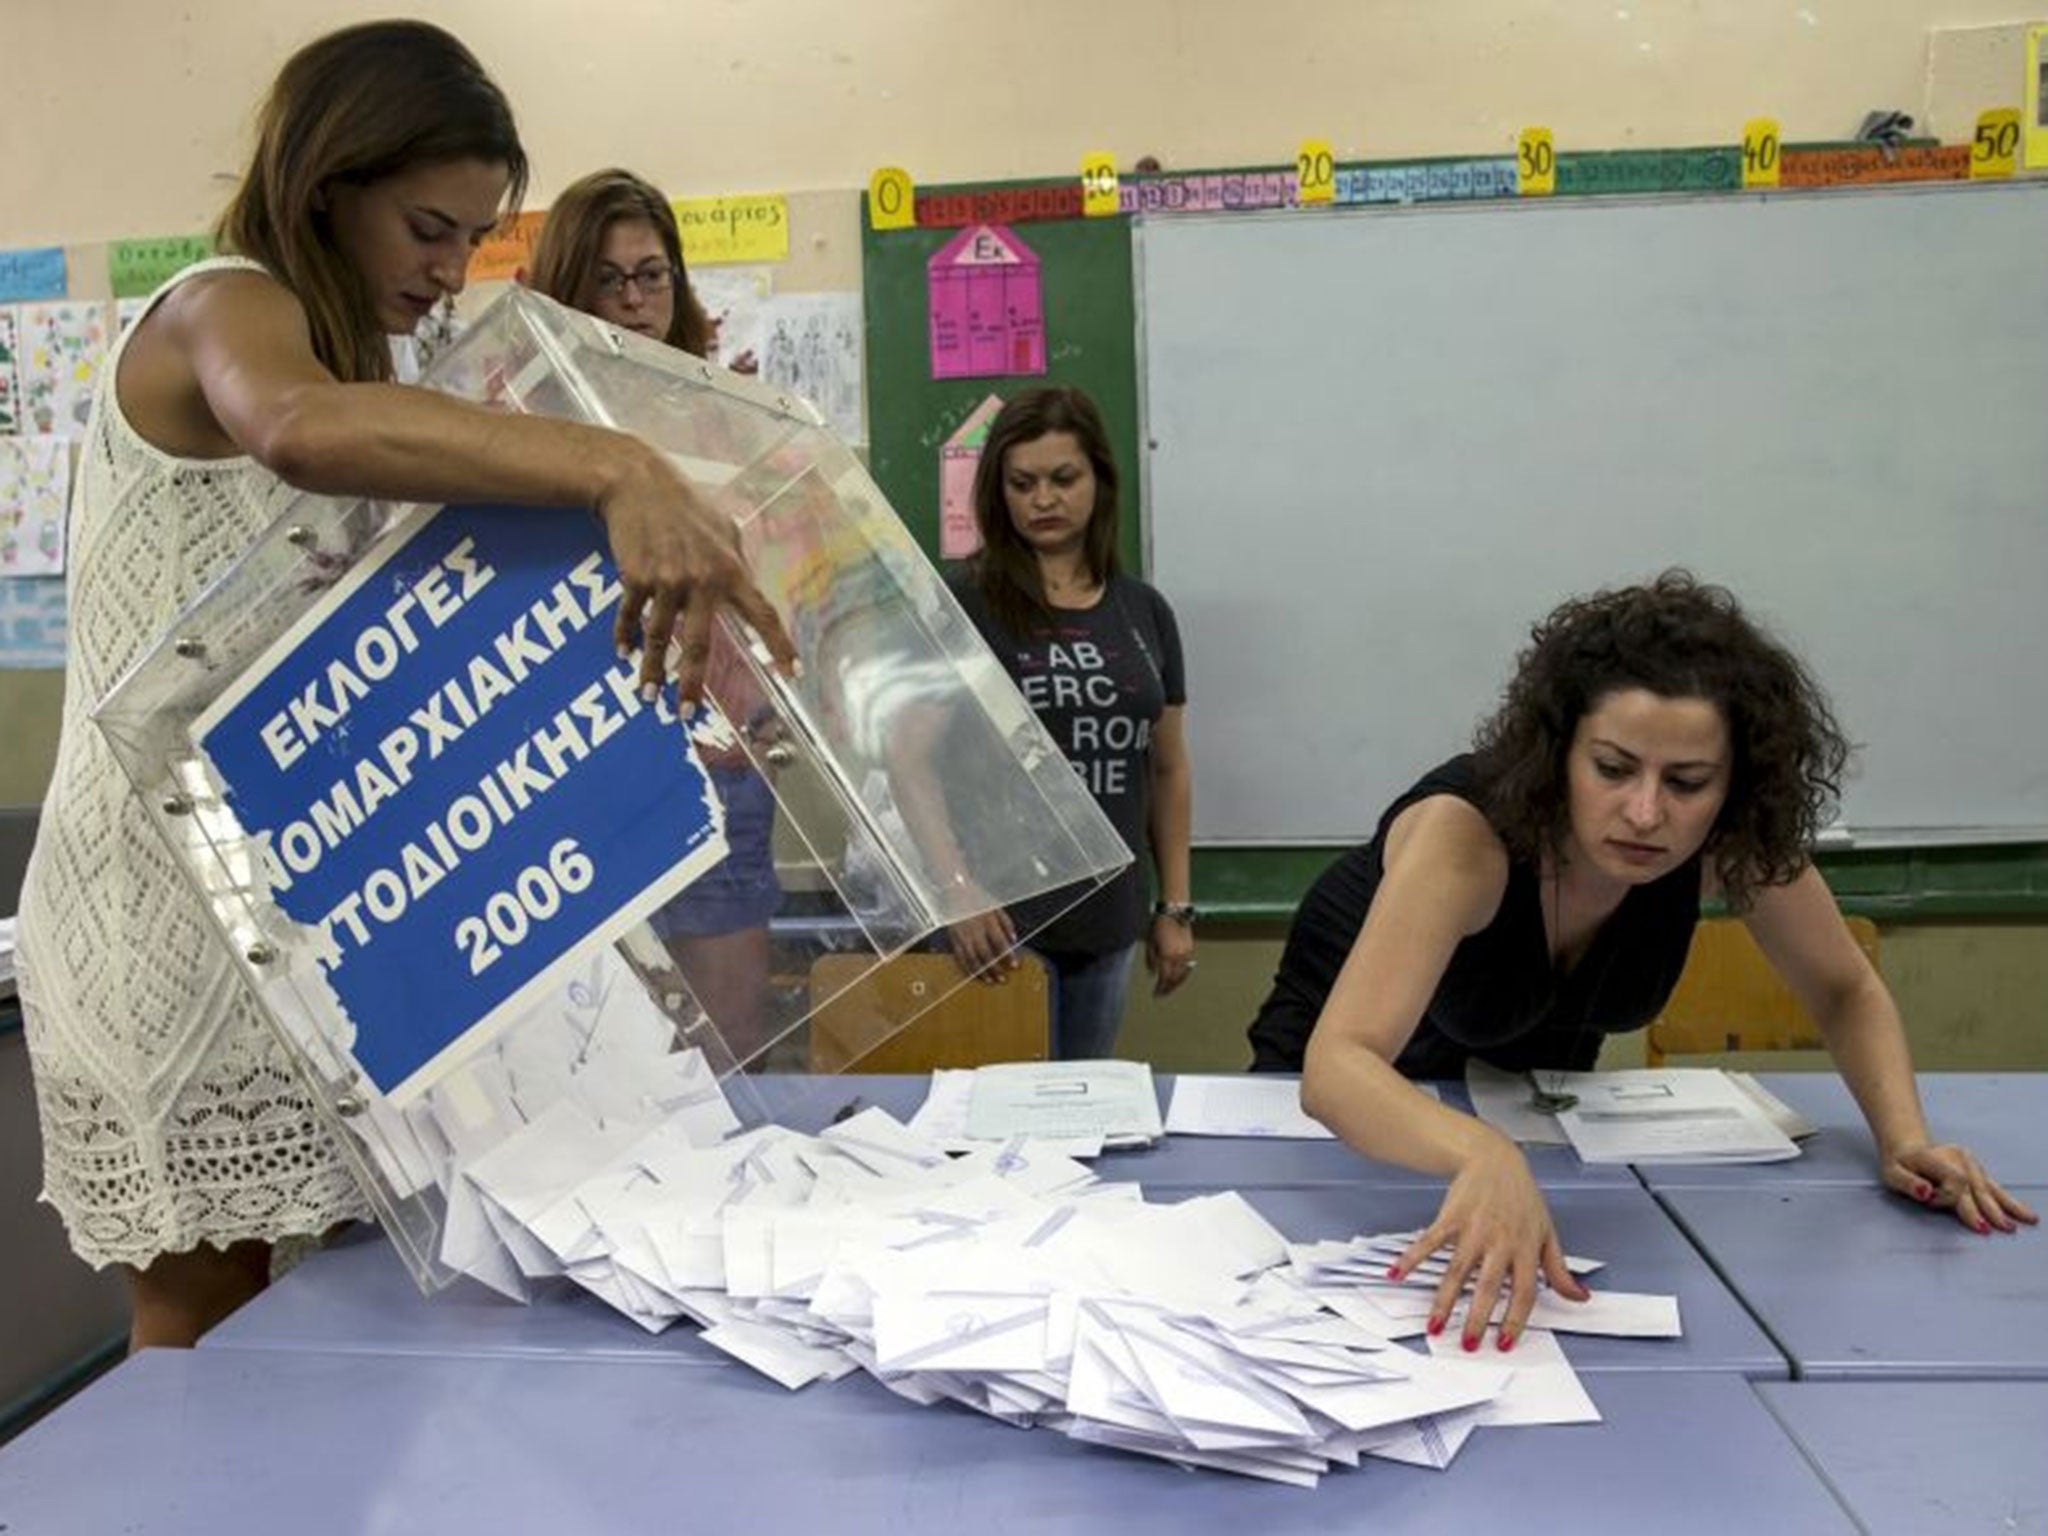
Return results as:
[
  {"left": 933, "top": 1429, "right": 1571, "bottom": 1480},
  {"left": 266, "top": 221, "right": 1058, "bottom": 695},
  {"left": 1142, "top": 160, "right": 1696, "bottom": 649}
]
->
[{"left": 1249, "top": 572, "right": 2034, "bottom": 1351}]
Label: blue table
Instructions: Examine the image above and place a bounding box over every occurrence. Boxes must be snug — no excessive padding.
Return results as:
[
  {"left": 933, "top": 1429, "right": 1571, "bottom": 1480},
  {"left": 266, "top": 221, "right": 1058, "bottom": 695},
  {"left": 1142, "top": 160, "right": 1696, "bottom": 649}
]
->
[
  {"left": 1660, "top": 1186, "right": 2048, "bottom": 1380},
  {"left": 0, "top": 1347, "right": 1855, "bottom": 1534},
  {"left": 747, "top": 1072, "right": 1637, "bottom": 1188},
  {"left": 1757, "top": 1380, "right": 2048, "bottom": 1535},
  {"left": 1240, "top": 1184, "right": 1786, "bottom": 1378},
  {"left": 1636, "top": 1072, "right": 2048, "bottom": 1191},
  {"left": 202, "top": 1224, "right": 730, "bottom": 1365},
  {"left": 206, "top": 1184, "right": 1773, "bottom": 1375}
]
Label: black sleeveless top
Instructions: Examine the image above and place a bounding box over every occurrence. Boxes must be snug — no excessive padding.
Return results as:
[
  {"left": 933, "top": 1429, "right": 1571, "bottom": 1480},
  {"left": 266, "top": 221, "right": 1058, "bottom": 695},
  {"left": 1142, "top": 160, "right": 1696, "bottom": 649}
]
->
[{"left": 1247, "top": 756, "right": 1702, "bottom": 1077}]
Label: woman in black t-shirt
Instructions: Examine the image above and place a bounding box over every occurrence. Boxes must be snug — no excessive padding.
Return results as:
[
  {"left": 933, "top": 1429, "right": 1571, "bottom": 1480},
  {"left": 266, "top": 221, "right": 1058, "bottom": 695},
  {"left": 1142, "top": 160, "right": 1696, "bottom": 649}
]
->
[
  {"left": 1284, "top": 573, "right": 2035, "bottom": 1354},
  {"left": 948, "top": 387, "right": 1194, "bottom": 1059}
]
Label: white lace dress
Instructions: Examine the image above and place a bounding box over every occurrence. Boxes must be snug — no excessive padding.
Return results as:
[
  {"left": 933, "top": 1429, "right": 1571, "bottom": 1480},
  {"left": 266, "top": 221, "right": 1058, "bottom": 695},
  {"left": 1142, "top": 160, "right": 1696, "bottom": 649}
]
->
[{"left": 16, "top": 258, "right": 371, "bottom": 1268}]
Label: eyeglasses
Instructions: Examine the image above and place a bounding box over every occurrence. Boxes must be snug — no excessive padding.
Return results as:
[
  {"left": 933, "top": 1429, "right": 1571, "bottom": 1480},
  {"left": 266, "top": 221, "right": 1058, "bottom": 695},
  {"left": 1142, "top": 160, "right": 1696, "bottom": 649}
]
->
[{"left": 593, "top": 262, "right": 677, "bottom": 298}]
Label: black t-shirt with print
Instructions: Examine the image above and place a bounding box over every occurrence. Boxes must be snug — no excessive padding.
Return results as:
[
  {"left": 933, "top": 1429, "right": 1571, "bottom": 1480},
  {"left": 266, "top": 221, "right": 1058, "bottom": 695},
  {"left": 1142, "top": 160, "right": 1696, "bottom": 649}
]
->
[{"left": 951, "top": 573, "right": 1187, "bottom": 954}]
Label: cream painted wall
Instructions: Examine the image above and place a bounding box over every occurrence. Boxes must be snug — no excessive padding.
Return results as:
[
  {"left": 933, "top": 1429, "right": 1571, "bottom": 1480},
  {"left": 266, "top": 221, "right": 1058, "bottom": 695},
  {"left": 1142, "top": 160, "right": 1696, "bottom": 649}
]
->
[
  {"left": 4, "top": 4, "right": 2040, "bottom": 801},
  {"left": 2, "top": 2, "right": 2041, "bottom": 1065},
  {"left": 3, "top": 2, "right": 2042, "bottom": 246}
]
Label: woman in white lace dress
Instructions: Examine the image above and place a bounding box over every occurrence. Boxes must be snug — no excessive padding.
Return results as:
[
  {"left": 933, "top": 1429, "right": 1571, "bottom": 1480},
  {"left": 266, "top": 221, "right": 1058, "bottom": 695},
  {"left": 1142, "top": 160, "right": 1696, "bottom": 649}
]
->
[{"left": 15, "top": 20, "right": 794, "bottom": 1350}]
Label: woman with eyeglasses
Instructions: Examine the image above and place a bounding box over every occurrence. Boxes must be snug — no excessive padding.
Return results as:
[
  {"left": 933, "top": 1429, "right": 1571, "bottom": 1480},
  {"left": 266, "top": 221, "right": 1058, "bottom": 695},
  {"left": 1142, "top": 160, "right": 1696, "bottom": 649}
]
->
[
  {"left": 529, "top": 171, "right": 782, "bottom": 1054},
  {"left": 529, "top": 169, "right": 712, "bottom": 352}
]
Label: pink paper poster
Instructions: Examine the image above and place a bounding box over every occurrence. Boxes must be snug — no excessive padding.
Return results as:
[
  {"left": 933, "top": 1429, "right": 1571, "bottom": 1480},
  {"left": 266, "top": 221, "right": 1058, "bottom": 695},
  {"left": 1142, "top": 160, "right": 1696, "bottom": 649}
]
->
[
  {"left": 927, "top": 224, "right": 1046, "bottom": 380},
  {"left": 938, "top": 394, "right": 1006, "bottom": 559}
]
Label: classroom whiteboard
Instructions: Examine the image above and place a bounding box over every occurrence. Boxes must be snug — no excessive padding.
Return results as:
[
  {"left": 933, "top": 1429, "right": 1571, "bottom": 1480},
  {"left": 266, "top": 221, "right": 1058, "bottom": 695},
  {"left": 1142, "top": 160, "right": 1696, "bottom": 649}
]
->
[{"left": 1138, "top": 182, "right": 2048, "bottom": 845}]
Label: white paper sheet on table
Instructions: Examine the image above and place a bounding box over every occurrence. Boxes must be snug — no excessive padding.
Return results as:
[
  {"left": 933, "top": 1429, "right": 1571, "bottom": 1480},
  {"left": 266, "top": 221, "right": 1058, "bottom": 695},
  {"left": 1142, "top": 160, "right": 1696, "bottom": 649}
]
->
[
  {"left": 907, "top": 1069, "right": 1107, "bottom": 1157},
  {"left": 1165, "top": 1075, "right": 1335, "bottom": 1138},
  {"left": 1426, "top": 1326, "right": 1601, "bottom": 1425},
  {"left": 1466, "top": 1061, "right": 1570, "bottom": 1145},
  {"left": 964, "top": 1060, "right": 1163, "bottom": 1146},
  {"left": 1556, "top": 1069, "right": 1800, "bottom": 1163},
  {"left": 1726, "top": 1071, "right": 1820, "bottom": 1140}
]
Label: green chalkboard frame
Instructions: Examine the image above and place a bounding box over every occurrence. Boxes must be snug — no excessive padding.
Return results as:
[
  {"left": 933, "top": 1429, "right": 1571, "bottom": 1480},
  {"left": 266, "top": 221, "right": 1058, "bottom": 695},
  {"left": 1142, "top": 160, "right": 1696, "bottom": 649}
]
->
[
  {"left": 861, "top": 163, "right": 2048, "bottom": 922},
  {"left": 861, "top": 189, "right": 1142, "bottom": 575}
]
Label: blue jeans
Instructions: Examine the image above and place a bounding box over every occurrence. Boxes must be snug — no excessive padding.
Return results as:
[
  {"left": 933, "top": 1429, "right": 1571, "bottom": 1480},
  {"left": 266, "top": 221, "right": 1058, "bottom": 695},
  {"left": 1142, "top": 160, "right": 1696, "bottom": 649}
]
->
[
  {"left": 1042, "top": 945, "right": 1137, "bottom": 1061},
  {"left": 651, "top": 765, "right": 782, "bottom": 937}
]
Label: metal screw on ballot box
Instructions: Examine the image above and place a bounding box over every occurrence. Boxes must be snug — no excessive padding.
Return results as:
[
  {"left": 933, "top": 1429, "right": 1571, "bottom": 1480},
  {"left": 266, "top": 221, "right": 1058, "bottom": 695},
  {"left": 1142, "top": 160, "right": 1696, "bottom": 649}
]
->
[
  {"left": 245, "top": 941, "right": 279, "bottom": 966},
  {"left": 173, "top": 636, "right": 206, "bottom": 660},
  {"left": 763, "top": 743, "right": 795, "bottom": 767},
  {"left": 161, "top": 794, "right": 193, "bottom": 816},
  {"left": 285, "top": 525, "right": 317, "bottom": 547}
]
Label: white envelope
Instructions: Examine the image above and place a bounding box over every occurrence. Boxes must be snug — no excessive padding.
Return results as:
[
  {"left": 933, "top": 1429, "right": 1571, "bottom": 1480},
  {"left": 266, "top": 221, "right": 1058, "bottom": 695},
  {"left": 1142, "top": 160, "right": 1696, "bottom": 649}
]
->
[{"left": 871, "top": 1288, "right": 1053, "bottom": 1374}]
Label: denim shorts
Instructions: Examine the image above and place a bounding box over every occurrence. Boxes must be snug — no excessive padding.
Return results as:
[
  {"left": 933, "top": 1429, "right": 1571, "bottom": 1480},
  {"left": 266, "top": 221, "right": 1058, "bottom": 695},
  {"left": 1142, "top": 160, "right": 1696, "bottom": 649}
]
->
[{"left": 651, "top": 765, "right": 782, "bottom": 937}]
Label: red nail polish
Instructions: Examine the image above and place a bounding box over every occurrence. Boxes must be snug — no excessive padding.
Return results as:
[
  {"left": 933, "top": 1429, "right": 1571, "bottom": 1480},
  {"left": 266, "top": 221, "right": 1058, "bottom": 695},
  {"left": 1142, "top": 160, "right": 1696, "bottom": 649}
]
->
[
  {"left": 1498, "top": 1333, "right": 1516, "bottom": 1353},
  {"left": 1461, "top": 1335, "right": 1479, "bottom": 1353},
  {"left": 1975, "top": 1220, "right": 1991, "bottom": 1235},
  {"left": 1426, "top": 1317, "right": 1445, "bottom": 1337},
  {"left": 1386, "top": 1266, "right": 1403, "bottom": 1282},
  {"left": 1914, "top": 1184, "right": 1933, "bottom": 1202}
]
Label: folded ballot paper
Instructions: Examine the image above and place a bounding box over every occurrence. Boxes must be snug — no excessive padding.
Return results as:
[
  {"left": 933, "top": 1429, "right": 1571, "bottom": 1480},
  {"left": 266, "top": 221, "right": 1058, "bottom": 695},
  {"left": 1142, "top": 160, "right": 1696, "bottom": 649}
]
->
[
  {"left": 431, "top": 1026, "right": 1687, "bottom": 1488},
  {"left": 962, "top": 1059, "right": 1164, "bottom": 1147},
  {"left": 1468, "top": 1064, "right": 1809, "bottom": 1163},
  {"left": 1556, "top": 1069, "right": 1802, "bottom": 1164}
]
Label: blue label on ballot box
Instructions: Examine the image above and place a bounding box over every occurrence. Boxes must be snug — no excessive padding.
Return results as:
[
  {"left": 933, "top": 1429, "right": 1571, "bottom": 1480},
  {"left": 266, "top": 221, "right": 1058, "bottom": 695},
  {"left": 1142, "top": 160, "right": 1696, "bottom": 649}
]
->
[{"left": 195, "top": 502, "right": 724, "bottom": 1103}]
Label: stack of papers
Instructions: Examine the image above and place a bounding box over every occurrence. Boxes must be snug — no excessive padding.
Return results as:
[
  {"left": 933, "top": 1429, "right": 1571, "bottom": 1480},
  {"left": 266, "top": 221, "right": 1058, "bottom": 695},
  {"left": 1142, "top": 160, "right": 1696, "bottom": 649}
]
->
[
  {"left": 422, "top": 1067, "right": 1685, "bottom": 1485},
  {"left": 350, "top": 956, "right": 1689, "bottom": 1485},
  {"left": 905, "top": 1069, "right": 1106, "bottom": 1158},
  {"left": 1467, "top": 1064, "right": 1810, "bottom": 1162},
  {"left": 1554, "top": 1070, "right": 1800, "bottom": 1164}
]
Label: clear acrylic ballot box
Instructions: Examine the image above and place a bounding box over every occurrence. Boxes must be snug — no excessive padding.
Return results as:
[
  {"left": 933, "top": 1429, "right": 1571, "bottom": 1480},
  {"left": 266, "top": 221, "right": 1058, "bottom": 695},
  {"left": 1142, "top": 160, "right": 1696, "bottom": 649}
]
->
[{"left": 92, "top": 288, "right": 1130, "bottom": 1293}]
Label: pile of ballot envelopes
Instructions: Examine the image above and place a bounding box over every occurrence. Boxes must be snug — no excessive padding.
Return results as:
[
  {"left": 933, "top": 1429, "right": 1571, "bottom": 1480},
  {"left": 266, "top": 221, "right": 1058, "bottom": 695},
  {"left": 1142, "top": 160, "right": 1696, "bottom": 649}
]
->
[{"left": 433, "top": 968, "right": 1683, "bottom": 1487}]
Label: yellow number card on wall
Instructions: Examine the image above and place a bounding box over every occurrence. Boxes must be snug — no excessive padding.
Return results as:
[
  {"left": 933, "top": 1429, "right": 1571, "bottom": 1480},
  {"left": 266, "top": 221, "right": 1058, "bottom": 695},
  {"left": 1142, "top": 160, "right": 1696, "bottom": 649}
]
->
[
  {"left": 1517, "top": 127, "right": 1556, "bottom": 195},
  {"left": 2028, "top": 27, "right": 2048, "bottom": 170},
  {"left": 1970, "top": 109, "right": 2020, "bottom": 179},
  {"left": 1742, "top": 118, "right": 1782, "bottom": 189},
  {"left": 869, "top": 167, "right": 916, "bottom": 230},
  {"left": 1081, "top": 153, "right": 1120, "bottom": 217},
  {"left": 1296, "top": 139, "right": 1336, "bottom": 204}
]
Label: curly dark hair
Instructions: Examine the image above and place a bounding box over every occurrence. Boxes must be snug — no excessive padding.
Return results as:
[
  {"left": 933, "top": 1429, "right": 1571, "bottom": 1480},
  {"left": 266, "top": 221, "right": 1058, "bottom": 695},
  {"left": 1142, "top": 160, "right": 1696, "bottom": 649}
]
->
[{"left": 1471, "top": 570, "right": 1851, "bottom": 910}]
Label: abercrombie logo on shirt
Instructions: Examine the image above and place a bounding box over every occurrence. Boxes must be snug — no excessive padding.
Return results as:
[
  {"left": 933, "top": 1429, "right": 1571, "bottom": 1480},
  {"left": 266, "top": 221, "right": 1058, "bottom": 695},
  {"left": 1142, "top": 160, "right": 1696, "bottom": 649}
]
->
[{"left": 1017, "top": 635, "right": 1155, "bottom": 799}]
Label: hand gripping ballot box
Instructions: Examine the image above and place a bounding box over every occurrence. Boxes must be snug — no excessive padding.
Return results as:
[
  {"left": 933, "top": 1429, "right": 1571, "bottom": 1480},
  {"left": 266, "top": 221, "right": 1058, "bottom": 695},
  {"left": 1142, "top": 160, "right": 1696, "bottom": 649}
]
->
[{"left": 92, "top": 289, "right": 1129, "bottom": 1298}]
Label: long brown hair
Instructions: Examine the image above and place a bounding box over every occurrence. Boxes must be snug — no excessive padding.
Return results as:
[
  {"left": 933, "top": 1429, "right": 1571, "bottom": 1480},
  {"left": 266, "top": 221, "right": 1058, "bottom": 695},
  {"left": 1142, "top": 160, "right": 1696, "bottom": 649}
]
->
[
  {"left": 215, "top": 20, "right": 528, "bottom": 384},
  {"left": 528, "top": 169, "right": 711, "bottom": 358},
  {"left": 967, "top": 387, "right": 1124, "bottom": 635}
]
